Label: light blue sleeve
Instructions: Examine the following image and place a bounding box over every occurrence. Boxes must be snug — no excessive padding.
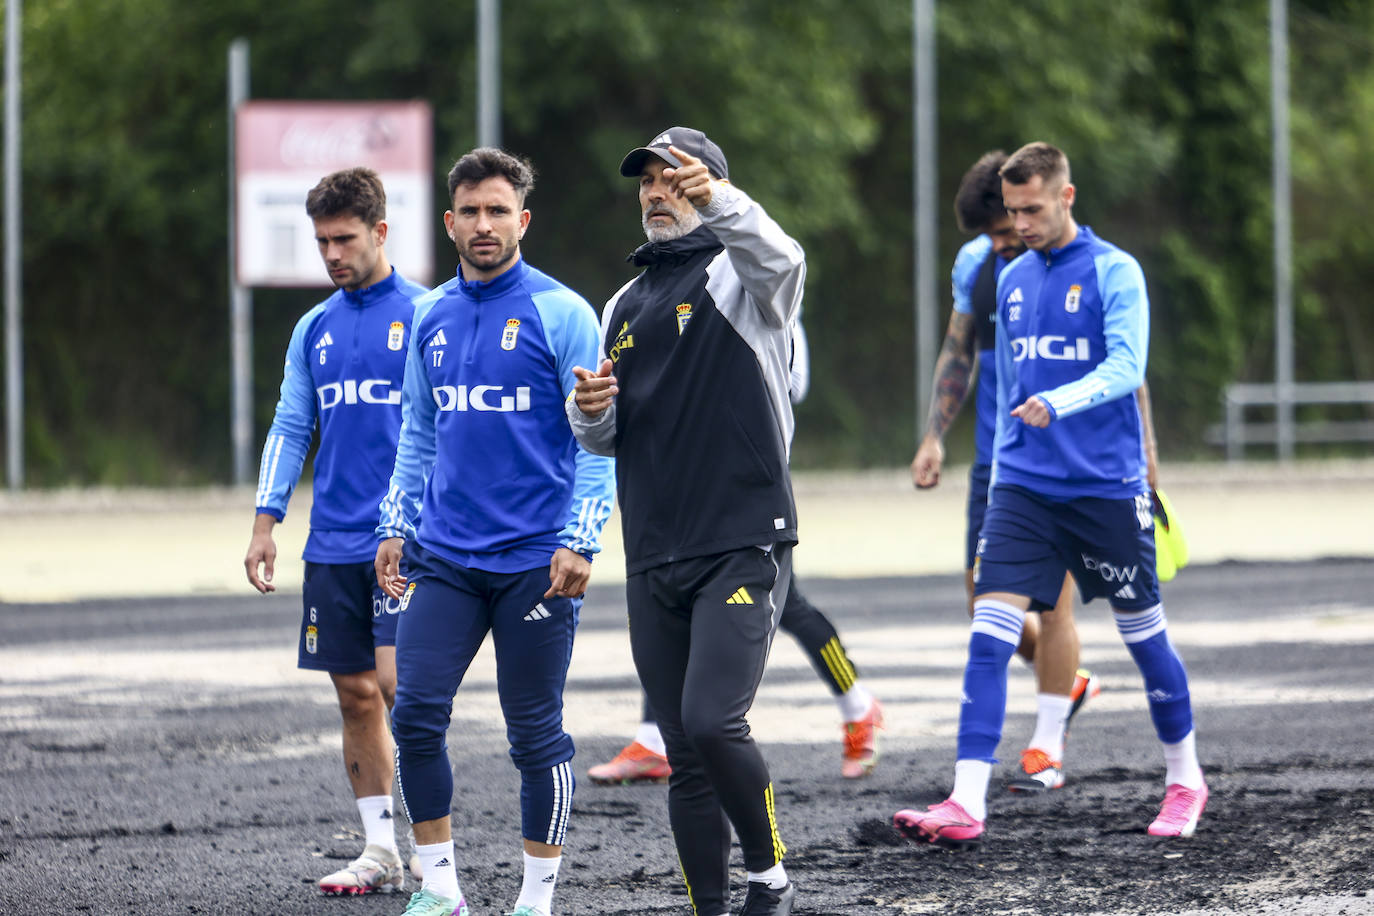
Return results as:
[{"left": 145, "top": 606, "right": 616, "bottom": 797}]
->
[
  {"left": 254, "top": 305, "right": 324, "bottom": 520},
  {"left": 990, "top": 267, "right": 1017, "bottom": 486},
  {"left": 535, "top": 288, "right": 617, "bottom": 558},
  {"left": 1038, "top": 251, "right": 1149, "bottom": 420},
  {"left": 952, "top": 235, "right": 992, "bottom": 315},
  {"left": 377, "top": 296, "right": 440, "bottom": 540}
]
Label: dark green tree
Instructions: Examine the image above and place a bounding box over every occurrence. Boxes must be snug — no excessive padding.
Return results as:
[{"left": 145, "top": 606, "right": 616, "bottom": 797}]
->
[{"left": 8, "top": 0, "right": 1371, "bottom": 484}]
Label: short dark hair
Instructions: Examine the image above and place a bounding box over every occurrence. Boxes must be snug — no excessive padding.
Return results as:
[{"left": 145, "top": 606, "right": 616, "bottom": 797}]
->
[
  {"left": 953, "top": 150, "right": 1009, "bottom": 234},
  {"left": 305, "top": 167, "right": 387, "bottom": 226},
  {"left": 447, "top": 147, "right": 536, "bottom": 205},
  {"left": 999, "top": 142, "right": 1071, "bottom": 188}
]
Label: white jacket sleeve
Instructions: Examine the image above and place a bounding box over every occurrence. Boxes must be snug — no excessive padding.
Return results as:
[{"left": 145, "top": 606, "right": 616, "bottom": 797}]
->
[{"left": 699, "top": 183, "right": 806, "bottom": 330}]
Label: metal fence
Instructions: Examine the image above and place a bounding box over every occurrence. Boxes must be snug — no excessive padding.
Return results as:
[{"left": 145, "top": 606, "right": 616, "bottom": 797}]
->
[{"left": 1213, "top": 381, "right": 1374, "bottom": 460}]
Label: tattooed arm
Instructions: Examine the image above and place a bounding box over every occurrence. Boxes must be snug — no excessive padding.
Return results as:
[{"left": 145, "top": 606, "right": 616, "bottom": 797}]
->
[{"left": 910, "top": 310, "right": 976, "bottom": 489}]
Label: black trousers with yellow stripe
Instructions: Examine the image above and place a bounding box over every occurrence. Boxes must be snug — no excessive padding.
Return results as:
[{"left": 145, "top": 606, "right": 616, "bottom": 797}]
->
[
  {"left": 638, "top": 572, "right": 861, "bottom": 724},
  {"left": 627, "top": 544, "right": 792, "bottom": 916},
  {"left": 778, "top": 576, "right": 860, "bottom": 696}
]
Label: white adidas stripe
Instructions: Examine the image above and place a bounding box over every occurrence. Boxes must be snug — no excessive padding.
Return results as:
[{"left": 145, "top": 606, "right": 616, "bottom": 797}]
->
[{"left": 545, "top": 761, "right": 575, "bottom": 845}]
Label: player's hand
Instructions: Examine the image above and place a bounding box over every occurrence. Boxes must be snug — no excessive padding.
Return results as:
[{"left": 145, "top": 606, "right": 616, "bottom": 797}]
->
[
  {"left": 545, "top": 547, "right": 591, "bottom": 598},
  {"left": 911, "top": 436, "right": 945, "bottom": 489},
  {"left": 663, "top": 145, "right": 715, "bottom": 209},
  {"left": 244, "top": 522, "right": 277, "bottom": 594},
  {"left": 375, "top": 537, "right": 408, "bottom": 599},
  {"left": 1011, "top": 395, "right": 1053, "bottom": 428},
  {"left": 572, "top": 359, "right": 618, "bottom": 417}
]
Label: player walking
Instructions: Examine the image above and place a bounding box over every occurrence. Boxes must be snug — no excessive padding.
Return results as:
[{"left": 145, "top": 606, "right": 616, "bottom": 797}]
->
[
  {"left": 570, "top": 127, "right": 805, "bottom": 916},
  {"left": 910, "top": 150, "right": 1104, "bottom": 793},
  {"left": 895, "top": 142, "right": 1206, "bottom": 848},
  {"left": 244, "top": 168, "right": 427, "bottom": 895},
  {"left": 375, "top": 148, "right": 614, "bottom": 916}
]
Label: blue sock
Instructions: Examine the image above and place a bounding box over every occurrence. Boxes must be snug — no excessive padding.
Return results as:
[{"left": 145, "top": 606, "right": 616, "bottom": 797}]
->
[
  {"left": 956, "top": 600, "right": 1025, "bottom": 762},
  {"left": 1114, "top": 604, "right": 1193, "bottom": 743}
]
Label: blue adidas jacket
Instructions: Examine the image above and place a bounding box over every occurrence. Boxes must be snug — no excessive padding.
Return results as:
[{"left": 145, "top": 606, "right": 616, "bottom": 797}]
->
[
  {"left": 992, "top": 226, "right": 1149, "bottom": 499},
  {"left": 255, "top": 270, "right": 429, "bottom": 563},
  {"left": 378, "top": 257, "right": 615, "bottom": 573}
]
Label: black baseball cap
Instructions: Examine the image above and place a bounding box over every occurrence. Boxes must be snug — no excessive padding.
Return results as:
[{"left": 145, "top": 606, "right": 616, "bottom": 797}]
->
[{"left": 619, "top": 126, "right": 729, "bottom": 181}]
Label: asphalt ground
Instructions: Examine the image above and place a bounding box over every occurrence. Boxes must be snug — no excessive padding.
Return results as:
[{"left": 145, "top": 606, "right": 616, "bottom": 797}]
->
[{"left": 2, "top": 461, "right": 1373, "bottom": 915}]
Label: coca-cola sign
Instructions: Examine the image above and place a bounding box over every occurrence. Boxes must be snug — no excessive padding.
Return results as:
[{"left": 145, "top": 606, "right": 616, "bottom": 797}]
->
[
  {"left": 237, "top": 100, "right": 430, "bottom": 172},
  {"left": 235, "top": 100, "right": 434, "bottom": 287}
]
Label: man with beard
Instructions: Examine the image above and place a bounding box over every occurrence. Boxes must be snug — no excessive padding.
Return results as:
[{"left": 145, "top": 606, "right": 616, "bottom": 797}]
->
[
  {"left": 375, "top": 148, "right": 615, "bottom": 916},
  {"left": 568, "top": 127, "right": 805, "bottom": 916},
  {"left": 895, "top": 141, "right": 1205, "bottom": 849},
  {"left": 910, "top": 150, "right": 1110, "bottom": 794},
  {"left": 245, "top": 167, "right": 428, "bottom": 897}
]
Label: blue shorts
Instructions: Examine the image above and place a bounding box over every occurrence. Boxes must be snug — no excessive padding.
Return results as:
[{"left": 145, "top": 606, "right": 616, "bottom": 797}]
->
[
  {"left": 973, "top": 484, "right": 1159, "bottom": 612},
  {"left": 965, "top": 463, "right": 993, "bottom": 570},
  {"left": 298, "top": 560, "right": 399, "bottom": 674}
]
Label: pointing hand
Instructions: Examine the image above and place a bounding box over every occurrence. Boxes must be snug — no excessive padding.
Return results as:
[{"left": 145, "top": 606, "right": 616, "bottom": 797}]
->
[{"left": 572, "top": 359, "right": 617, "bottom": 417}]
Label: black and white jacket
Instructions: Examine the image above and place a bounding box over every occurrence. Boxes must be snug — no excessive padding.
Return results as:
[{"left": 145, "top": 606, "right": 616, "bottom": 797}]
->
[{"left": 567, "top": 183, "right": 806, "bottom": 575}]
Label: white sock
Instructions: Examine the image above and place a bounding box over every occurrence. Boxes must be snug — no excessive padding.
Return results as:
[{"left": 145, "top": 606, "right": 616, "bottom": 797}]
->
[
  {"left": 1163, "top": 730, "right": 1205, "bottom": 790},
  {"left": 950, "top": 759, "right": 992, "bottom": 822},
  {"left": 634, "top": 722, "right": 666, "bottom": 756},
  {"left": 746, "top": 861, "right": 788, "bottom": 890},
  {"left": 356, "top": 795, "right": 398, "bottom": 853},
  {"left": 416, "top": 840, "right": 462, "bottom": 901},
  {"left": 1027, "top": 693, "right": 1073, "bottom": 759},
  {"left": 836, "top": 683, "right": 873, "bottom": 723},
  {"left": 516, "top": 852, "right": 561, "bottom": 915}
]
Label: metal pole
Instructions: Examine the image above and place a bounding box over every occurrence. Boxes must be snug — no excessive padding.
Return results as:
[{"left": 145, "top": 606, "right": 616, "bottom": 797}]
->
[
  {"left": 477, "top": 0, "right": 500, "bottom": 148},
  {"left": 1271, "top": 0, "right": 1293, "bottom": 462},
  {"left": 4, "top": 0, "right": 22, "bottom": 488},
  {"left": 228, "top": 39, "right": 253, "bottom": 485},
  {"left": 913, "top": 0, "right": 937, "bottom": 447}
]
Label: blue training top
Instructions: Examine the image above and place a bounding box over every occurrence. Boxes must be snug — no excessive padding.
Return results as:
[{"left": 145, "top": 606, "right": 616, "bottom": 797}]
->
[
  {"left": 377, "top": 257, "right": 615, "bottom": 573},
  {"left": 255, "top": 269, "right": 430, "bottom": 563},
  {"left": 992, "top": 226, "right": 1149, "bottom": 500},
  {"left": 951, "top": 234, "right": 1013, "bottom": 465}
]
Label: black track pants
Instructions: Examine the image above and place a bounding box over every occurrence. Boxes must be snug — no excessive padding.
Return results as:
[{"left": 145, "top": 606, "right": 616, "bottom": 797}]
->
[
  {"left": 627, "top": 544, "right": 792, "bottom": 916},
  {"left": 779, "top": 577, "right": 860, "bottom": 696}
]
